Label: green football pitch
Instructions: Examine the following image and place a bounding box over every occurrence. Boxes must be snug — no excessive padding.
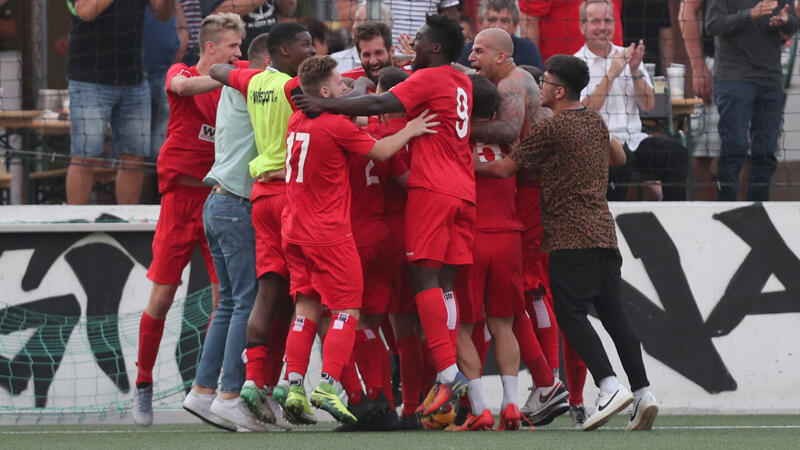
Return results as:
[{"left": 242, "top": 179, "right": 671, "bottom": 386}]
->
[{"left": 2, "top": 415, "right": 799, "bottom": 449}]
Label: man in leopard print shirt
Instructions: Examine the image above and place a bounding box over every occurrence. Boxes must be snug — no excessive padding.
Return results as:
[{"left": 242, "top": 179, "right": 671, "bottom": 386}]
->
[{"left": 474, "top": 54, "right": 658, "bottom": 432}]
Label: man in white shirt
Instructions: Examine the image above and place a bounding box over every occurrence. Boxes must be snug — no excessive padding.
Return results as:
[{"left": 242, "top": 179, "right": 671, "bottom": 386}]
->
[
  {"left": 383, "top": 0, "right": 459, "bottom": 46},
  {"left": 574, "top": 0, "right": 687, "bottom": 201},
  {"left": 331, "top": 1, "right": 394, "bottom": 72}
]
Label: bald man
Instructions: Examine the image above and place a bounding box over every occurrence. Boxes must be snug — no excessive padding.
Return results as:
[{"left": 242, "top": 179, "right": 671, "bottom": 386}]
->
[{"left": 467, "top": 27, "right": 574, "bottom": 427}]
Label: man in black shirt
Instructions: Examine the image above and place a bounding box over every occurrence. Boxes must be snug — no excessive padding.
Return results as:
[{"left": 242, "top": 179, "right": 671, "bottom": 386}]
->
[
  {"left": 201, "top": 0, "right": 297, "bottom": 55},
  {"left": 66, "top": 0, "right": 173, "bottom": 205}
]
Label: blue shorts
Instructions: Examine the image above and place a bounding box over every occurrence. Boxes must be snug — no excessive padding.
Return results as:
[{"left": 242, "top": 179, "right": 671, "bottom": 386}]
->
[{"left": 68, "top": 79, "right": 151, "bottom": 159}]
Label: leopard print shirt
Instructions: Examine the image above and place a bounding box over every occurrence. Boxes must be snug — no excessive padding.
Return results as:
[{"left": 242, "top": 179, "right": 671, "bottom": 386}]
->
[{"left": 510, "top": 108, "right": 617, "bottom": 253}]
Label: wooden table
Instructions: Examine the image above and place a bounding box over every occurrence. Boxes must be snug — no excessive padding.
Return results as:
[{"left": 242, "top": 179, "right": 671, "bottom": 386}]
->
[{"left": 670, "top": 98, "right": 705, "bottom": 116}]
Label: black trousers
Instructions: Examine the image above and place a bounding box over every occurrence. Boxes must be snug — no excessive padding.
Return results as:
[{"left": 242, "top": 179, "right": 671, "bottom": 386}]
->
[
  {"left": 607, "top": 136, "right": 689, "bottom": 201},
  {"left": 549, "top": 248, "right": 650, "bottom": 391}
]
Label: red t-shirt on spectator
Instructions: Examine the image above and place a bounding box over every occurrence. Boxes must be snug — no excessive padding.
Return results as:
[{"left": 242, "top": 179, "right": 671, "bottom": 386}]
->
[
  {"left": 519, "top": 0, "right": 623, "bottom": 60},
  {"left": 472, "top": 141, "right": 524, "bottom": 233},
  {"left": 389, "top": 65, "right": 475, "bottom": 204},
  {"left": 282, "top": 111, "right": 377, "bottom": 246},
  {"left": 157, "top": 64, "right": 221, "bottom": 193}
]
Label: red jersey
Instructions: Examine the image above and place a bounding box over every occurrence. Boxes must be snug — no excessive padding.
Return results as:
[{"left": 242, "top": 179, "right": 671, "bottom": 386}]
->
[
  {"left": 362, "top": 117, "right": 410, "bottom": 217},
  {"left": 472, "top": 141, "right": 524, "bottom": 233},
  {"left": 518, "top": 0, "right": 623, "bottom": 60},
  {"left": 157, "top": 64, "right": 221, "bottom": 193},
  {"left": 282, "top": 111, "right": 377, "bottom": 246},
  {"left": 350, "top": 119, "right": 409, "bottom": 247},
  {"left": 389, "top": 65, "right": 475, "bottom": 203}
]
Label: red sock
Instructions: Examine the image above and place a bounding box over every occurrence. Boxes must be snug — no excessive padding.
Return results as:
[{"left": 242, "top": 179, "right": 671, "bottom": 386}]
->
[
  {"left": 513, "top": 311, "right": 554, "bottom": 388},
  {"left": 340, "top": 353, "right": 364, "bottom": 404},
  {"left": 354, "top": 328, "right": 385, "bottom": 400},
  {"left": 396, "top": 334, "right": 423, "bottom": 417},
  {"left": 443, "top": 291, "right": 460, "bottom": 352},
  {"left": 562, "top": 331, "right": 587, "bottom": 405},
  {"left": 321, "top": 312, "right": 357, "bottom": 380},
  {"left": 471, "top": 320, "right": 491, "bottom": 374},
  {"left": 263, "top": 318, "right": 290, "bottom": 386},
  {"left": 420, "top": 337, "right": 437, "bottom": 395},
  {"left": 244, "top": 344, "right": 268, "bottom": 388},
  {"left": 380, "top": 339, "right": 394, "bottom": 405},
  {"left": 381, "top": 317, "right": 397, "bottom": 355},
  {"left": 415, "top": 288, "right": 457, "bottom": 372},
  {"left": 529, "top": 292, "right": 559, "bottom": 371},
  {"left": 284, "top": 315, "right": 318, "bottom": 379},
  {"left": 136, "top": 311, "right": 165, "bottom": 386}
]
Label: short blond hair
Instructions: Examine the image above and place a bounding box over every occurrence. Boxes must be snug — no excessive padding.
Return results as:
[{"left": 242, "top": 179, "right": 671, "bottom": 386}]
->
[
  {"left": 198, "top": 13, "right": 246, "bottom": 52},
  {"left": 299, "top": 56, "right": 339, "bottom": 97},
  {"left": 579, "top": 0, "right": 614, "bottom": 23}
]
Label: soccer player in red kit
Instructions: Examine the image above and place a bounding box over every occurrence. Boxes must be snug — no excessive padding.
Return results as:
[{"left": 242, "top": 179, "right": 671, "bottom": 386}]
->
[
  {"left": 133, "top": 13, "right": 245, "bottom": 427},
  {"left": 281, "top": 55, "right": 439, "bottom": 425},
  {"left": 293, "top": 13, "right": 475, "bottom": 418}
]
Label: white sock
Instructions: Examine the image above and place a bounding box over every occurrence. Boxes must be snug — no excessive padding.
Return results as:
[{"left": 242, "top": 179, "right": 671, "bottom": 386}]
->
[
  {"left": 467, "top": 378, "right": 487, "bottom": 415},
  {"left": 288, "top": 372, "right": 304, "bottom": 386},
  {"left": 437, "top": 364, "right": 459, "bottom": 384},
  {"left": 500, "top": 375, "right": 518, "bottom": 410},
  {"left": 633, "top": 387, "right": 650, "bottom": 402},
  {"left": 598, "top": 376, "right": 620, "bottom": 395}
]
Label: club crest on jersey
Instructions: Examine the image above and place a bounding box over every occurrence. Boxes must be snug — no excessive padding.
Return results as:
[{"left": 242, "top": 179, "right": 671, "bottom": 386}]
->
[{"left": 198, "top": 124, "right": 215, "bottom": 143}]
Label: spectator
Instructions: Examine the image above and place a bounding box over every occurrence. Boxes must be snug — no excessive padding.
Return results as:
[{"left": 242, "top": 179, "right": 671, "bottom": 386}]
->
[
  {"left": 621, "top": 0, "right": 671, "bottom": 76},
  {"left": 383, "top": 0, "right": 460, "bottom": 46},
  {"left": 705, "top": 0, "right": 798, "bottom": 201},
  {"left": 575, "top": 0, "right": 688, "bottom": 201},
  {"left": 459, "top": 13, "right": 476, "bottom": 42},
  {"left": 458, "top": 0, "right": 544, "bottom": 69},
  {"left": 298, "top": 16, "right": 330, "bottom": 55},
  {"left": 179, "top": 0, "right": 202, "bottom": 65},
  {"left": 519, "top": 0, "right": 623, "bottom": 61},
  {"left": 65, "top": 0, "right": 174, "bottom": 205},
  {"left": 143, "top": 5, "right": 180, "bottom": 160},
  {"left": 331, "top": 1, "right": 393, "bottom": 72},
  {"left": 201, "top": 0, "right": 297, "bottom": 55},
  {"left": 679, "top": 0, "right": 720, "bottom": 200}
]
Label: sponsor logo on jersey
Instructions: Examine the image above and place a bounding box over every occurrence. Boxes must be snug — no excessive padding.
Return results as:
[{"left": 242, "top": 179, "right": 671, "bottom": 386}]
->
[{"left": 198, "top": 124, "right": 215, "bottom": 143}]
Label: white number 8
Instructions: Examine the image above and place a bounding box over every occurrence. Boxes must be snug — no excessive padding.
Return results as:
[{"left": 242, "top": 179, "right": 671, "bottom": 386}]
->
[{"left": 455, "top": 87, "right": 469, "bottom": 139}]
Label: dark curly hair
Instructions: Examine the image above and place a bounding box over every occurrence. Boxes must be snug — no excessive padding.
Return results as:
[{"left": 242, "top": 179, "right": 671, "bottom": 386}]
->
[
  {"left": 425, "top": 13, "right": 465, "bottom": 63},
  {"left": 469, "top": 74, "right": 500, "bottom": 119}
]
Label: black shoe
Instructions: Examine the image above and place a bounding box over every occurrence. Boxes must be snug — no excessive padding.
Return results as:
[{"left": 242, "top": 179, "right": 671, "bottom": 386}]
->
[
  {"left": 348, "top": 395, "right": 379, "bottom": 422},
  {"left": 399, "top": 414, "right": 422, "bottom": 430},
  {"left": 365, "top": 409, "right": 401, "bottom": 431},
  {"left": 371, "top": 391, "right": 393, "bottom": 415},
  {"left": 452, "top": 402, "right": 469, "bottom": 427},
  {"left": 334, "top": 422, "right": 364, "bottom": 432}
]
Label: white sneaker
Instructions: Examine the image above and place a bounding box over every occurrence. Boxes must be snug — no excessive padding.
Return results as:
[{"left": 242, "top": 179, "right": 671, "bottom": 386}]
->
[
  {"left": 210, "top": 395, "right": 269, "bottom": 432},
  {"left": 626, "top": 392, "right": 658, "bottom": 431},
  {"left": 582, "top": 385, "right": 633, "bottom": 431},
  {"left": 266, "top": 390, "right": 293, "bottom": 431},
  {"left": 520, "top": 379, "right": 570, "bottom": 425},
  {"left": 182, "top": 389, "right": 237, "bottom": 432},
  {"left": 133, "top": 385, "right": 153, "bottom": 427}
]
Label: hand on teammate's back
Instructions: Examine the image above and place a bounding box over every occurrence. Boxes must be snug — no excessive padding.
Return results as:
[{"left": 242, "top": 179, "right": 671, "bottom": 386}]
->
[
  {"left": 292, "top": 93, "right": 323, "bottom": 115},
  {"left": 404, "top": 109, "right": 439, "bottom": 137}
]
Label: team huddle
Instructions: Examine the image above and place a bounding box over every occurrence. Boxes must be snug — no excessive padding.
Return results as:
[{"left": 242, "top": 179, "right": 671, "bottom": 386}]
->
[{"left": 130, "top": 10, "right": 658, "bottom": 433}]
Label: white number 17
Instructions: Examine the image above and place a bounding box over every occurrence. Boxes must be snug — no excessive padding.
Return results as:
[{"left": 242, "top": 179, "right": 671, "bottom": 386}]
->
[{"left": 286, "top": 132, "right": 310, "bottom": 183}]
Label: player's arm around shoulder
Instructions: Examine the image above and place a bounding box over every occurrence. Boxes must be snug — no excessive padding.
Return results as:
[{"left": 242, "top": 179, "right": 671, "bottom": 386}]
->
[
  {"left": 168, "top": 64, "right": 222, "bottom": 97},
  {"left": 367, "top": 109, "right": 439, "bottom": 162}
]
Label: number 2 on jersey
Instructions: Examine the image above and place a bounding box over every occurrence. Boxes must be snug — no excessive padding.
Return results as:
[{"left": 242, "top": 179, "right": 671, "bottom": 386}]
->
[
  {"left": 455, "top": 86, "right": 469, "bottom": 139},
  {"left": 286, "top": 132, "right": 310, "bottom": 183}
]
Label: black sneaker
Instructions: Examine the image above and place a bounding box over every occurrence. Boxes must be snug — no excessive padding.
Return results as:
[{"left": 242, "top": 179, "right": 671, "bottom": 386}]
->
[
  {"left": 365, "top": 409, "right": 401, "bottom": 431},
  {"left": 371, "top": 391, "right": 393, "bottom": 415},
  {"left": 399, "top": 414, "right": 422, "bottom": 430},
  {"left": 348, "top": 395, "right": 379, "bottom": 422}
]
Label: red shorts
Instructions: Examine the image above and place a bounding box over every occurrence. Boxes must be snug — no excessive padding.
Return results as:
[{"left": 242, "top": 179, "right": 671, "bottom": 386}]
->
[
  {"left": 358, "top": 239, "right": 393, "bottom": 315},
  {"left": 386, "top": 214, "right": 416, "bottom": 315},
  {"left": 147, "top": 185, "right": 218, "bottom": 285},
  {"left": 517, "top": 185, "right": 548, "bottom": 293},
  {"left": 405, "top": 188, "right": 475, "bottom": 267},
  {"left": 455, "top": 231, "right": 524, "bottom": 323},
  {"left": 252, "top": 192, "right": 289, "bottom": 279},
  {"left": 283, "top": 239, "right": 363, "bottom": 310}
]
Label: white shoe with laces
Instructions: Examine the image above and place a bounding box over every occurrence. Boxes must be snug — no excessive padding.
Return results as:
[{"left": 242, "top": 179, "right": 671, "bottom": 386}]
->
[
  {"left": 520, "top": 378, "right": 570, "bottom": 425},
  {"left": 182, "top": 389, "right": 237, "bottom": 431},
  {"left": 210, "top": 395, "right": 269, "bottom": 432},
  {"left": 266, "top": 391, "right": 293, "bottom": 431},
  {"left": 581, "top": 385, "right": 633, "bottom": 431},
  {"left": 626, "top": 392, "right": 658, "bottom": 431}
]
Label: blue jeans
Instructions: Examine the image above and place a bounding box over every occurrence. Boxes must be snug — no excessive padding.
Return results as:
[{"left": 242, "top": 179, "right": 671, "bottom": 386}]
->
[
  {"left": 194, "top": 192, "right": 257, "bottom": 393},
  {"left": 713, "top": 80, "right": 784, "bottom": 201},
  {"left": 148, "top": 72, "right": 169, "bottom": 160},
  {"left": 68, "top": 80, "right": 151, "bottom": 159}
]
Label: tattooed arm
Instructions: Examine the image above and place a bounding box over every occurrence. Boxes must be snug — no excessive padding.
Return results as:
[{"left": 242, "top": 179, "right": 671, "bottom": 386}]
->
[{"left": 469, "top": 73, "right": 527, "bottom": 146}]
